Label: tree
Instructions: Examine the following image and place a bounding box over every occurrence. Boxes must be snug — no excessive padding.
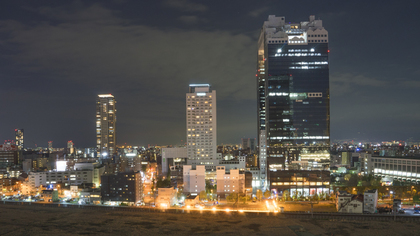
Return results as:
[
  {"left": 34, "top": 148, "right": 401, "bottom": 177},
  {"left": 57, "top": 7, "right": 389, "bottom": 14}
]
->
[
  {"left": 199, "top": 191, "right": 207, "bottom": 201},
  {"left": 344, "top": 174, "right": 351, "bottom": 181},
  {"left": 292, "top": 191, "right": 298, "bottom": 200},
  {"left": 256, "top": 189, "right": 263, "bottom": 201},
  {"left": 297, "top": 191, "right": 303, "bottom": 201},
  {"left": 413, "top": 195, "right": 420, "bottom": 204},
  {"left": 348, "top": 174, "right": 358, "bottom": 186},
  {"left": 264, "top": 190, "right": 271, "bottom": 199},
  {"left": 205, "top": 180, "right": 213, "bottom": 193},
  {"left": 156, "top": 178, "right": 171, "bottom": 188},
  {"left": 311, "top": 193, "right": 319, "bottom": 202},
  {"left": 283, "top": 190, "right": 290, "bottom": 201},
  {"left": 370, "top": 176, "right": 382, "bottom": 187},
  {"left": 238, "top": 194, "right": 246, "bottom": 204},
  {"left": 226, "top": 193, "right": 238, "bottom": 203}
]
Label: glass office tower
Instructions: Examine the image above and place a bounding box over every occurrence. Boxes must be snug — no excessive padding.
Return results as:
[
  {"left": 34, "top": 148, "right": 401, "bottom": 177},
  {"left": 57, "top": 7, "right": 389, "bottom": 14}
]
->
[{"left": 257, "top": 15, "right": 330, "bottom": 196}]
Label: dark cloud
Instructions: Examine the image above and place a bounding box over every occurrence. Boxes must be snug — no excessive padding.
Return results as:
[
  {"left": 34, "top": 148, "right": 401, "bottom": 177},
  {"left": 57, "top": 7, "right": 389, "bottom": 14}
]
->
[
  {"left": 0, "top": 0, "right": 419, "bottom": 147},
  {"left": 178, "top": 15, "right": 208, "bottom": 25},
  {"left": 0, "top": 2, "right": 255, "bottom": 147},
  {"left": 248, "top": 7, "right": 269, "bottom": 17}
]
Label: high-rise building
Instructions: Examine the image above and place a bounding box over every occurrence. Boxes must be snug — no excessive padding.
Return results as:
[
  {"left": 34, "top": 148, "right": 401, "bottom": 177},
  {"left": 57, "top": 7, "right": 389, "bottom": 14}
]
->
[
  {"left": 0, "top": 144, "right": 18, "bottom": 172},
  {"left": 241, "top": 138, "right": 256, "bottom": 153},
  {"left": 48, "top": 141, "right": 53, "bottom": 151},
  {"left": 186, "top": 84, "right": 217, "bottom": 170},
  {"left": 257, "top": 15, "right": 330, "bottom": 194},
  {"left": 15, "top": 129, "right": 24, "bottom": 150},
  {"left": 67, "top": 140, "right": 74, "bottom": 154},
  {"left": 96, "top": 94, "right": 117, "bottom": 158}
]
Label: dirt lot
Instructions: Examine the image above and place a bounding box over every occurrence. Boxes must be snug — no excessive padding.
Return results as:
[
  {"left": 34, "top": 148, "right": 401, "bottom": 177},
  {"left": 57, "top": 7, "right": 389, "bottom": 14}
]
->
[{"left": 0, "top": 204, "right": 418, "bottom": 236}]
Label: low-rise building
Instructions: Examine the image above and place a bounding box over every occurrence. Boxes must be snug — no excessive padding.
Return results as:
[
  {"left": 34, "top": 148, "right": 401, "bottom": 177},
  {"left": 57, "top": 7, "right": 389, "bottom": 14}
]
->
[
  {"left": 216, "top": 166, "right": 245, "bottom": 197},
  {"left": 364, "top": 189, "right": 378, "bottom": 213},
  {"left": 28, "top": 164, "right": 105, "bottom": 190},
  {"left": 0, "top": 178, "right": 20, "bottom": 192},
  {"left": 0, "top": 144, "right": 19, "bottom": 172},
  {"left": 185, "top": 195, "right": 199, "bottom": 207},
  {"left": 156, "top": 187, "right": 177, "bottom": 207},
  {"left": 336, "top": 191, "right": 364, "bottom": 213},
  {"left": 41, "top": 189, "right": 59, "bottom": 202},
  {"left": 183, "top": 165, "right": 205, "bottom": 194},
  {"left": 368, "top": 156, "right": 420, "bottom": 184},
  {"left": 79, "top": 189, "right": 101, "bottom": 205},
  {"left": 101, "top": 171, "right": 143, "bottom": 206}
]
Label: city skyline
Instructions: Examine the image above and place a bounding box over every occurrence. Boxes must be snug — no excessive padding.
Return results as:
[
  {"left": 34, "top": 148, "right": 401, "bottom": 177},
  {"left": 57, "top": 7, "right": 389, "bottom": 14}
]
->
[{"left": 1, "top": 1, "right": 419, "bottom": 148}]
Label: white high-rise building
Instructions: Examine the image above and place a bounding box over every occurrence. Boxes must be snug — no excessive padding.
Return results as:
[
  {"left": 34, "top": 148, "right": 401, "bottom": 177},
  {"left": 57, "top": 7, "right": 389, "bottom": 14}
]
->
[
  {"left": 96, "top": 94, "right": 117, "bottom": 158},
  {"left": 186, "top": 84, "right": 218, "bottom": 170}
]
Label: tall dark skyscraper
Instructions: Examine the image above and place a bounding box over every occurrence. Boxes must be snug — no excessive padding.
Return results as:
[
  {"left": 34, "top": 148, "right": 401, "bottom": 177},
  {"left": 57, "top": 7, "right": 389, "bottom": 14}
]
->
[{"left": 257, "top": 15, "right": 330, "bottom": 195}]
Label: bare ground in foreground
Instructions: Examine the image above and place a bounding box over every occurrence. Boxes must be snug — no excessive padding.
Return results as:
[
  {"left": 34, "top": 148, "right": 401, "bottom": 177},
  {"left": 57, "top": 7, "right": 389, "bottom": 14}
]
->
[{"left": 0, "top": 204, "right": 418, "bottom": 236}]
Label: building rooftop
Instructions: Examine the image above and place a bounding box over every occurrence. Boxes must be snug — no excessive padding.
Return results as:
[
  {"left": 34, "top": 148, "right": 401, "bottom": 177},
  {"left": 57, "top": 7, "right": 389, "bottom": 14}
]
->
[
  {"left": 98, "top": 94, "right": 114, "bottom": 98},
  {"left": 352, "top": 194, "right": 364, "bottom": 202},
  {"left": 372, "top": 156, "right": 420, "bottom": 160}
]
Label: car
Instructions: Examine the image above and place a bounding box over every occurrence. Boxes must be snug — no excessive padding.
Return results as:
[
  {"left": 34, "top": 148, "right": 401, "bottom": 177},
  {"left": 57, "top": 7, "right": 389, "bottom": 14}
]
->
[{"left": 414, "top": 209, "right": 420, "bottom": 214}]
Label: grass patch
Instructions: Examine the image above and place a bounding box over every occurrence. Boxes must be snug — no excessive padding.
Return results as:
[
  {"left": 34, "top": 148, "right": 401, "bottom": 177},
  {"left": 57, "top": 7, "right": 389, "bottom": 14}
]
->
[
  {"left": 217, "top": 220, "right": 242, "bottom": 224},
  {"left": 126, "top": 221, "right": 157, "bottom": 229},
  {"left": 245, "top": 223, "right": 261, "bottom": 232}
]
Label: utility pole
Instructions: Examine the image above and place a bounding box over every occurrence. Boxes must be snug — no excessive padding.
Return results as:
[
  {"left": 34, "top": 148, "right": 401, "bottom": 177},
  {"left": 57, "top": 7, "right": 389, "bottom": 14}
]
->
[{"left": 311, "top": 202, "right": 314, "bottom": 218}]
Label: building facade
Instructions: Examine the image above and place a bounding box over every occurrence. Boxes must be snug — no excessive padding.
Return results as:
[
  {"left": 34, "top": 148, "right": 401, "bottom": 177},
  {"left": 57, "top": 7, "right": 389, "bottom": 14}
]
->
[
  {"left": 96, "top": 94, "right": 117, "bottom": 158},
  {"left": 369, "top": 156, "right": 420, "bottom": 184},
  {"left": 101, "top": 171, "right": 143, "bottom": 205},
  {"left": 0, "top": 144, "right": 18, "bottom": 172},
  {"left": 15, "top": 129, "right": 24, "bottom": 150},
  {"left": 257, "top": 15, "right": 330, "bottom": 193},
  {"left": 216, "top": 166, "right": 245, "bottom": 196},
  {"left": 186, "top": 84, "right": 218, "bottom": 170},
  {"left": 364, "top": 189, "right": 378, "bottom": 214},
  {"left": 28, "top": 165, "right": 105, "bottom": 189},
  {"left": 336, "top": 193, "right": 364, "bottom": 213},
  {"left": 183, "top": 165, "right": 205, "bottom": 194},
  {"left": 156, "top": 187, "right": 178, "bottom": 207},
  {"left": 241, "top": 138, "right": 256, "bottom": 153}
]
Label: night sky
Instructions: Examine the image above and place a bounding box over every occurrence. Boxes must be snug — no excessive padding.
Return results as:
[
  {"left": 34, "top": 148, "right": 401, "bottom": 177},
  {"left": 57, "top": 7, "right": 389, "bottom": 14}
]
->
[{"left": 1, "top": 0, "right": 419, "bottom": 148}]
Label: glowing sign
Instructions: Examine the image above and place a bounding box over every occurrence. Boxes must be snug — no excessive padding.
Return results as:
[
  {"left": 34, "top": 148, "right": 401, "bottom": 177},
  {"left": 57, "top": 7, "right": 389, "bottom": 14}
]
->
[{"left": 56, "top": 161, "right": 67, "bottom": 171}]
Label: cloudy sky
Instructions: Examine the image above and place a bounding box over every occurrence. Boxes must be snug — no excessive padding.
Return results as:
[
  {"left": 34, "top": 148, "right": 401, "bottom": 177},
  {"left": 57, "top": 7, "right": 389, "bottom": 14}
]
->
[{"left": 0, "top": 0, "right": 418, "bottom": 148}]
